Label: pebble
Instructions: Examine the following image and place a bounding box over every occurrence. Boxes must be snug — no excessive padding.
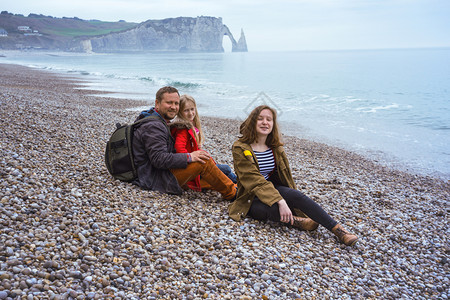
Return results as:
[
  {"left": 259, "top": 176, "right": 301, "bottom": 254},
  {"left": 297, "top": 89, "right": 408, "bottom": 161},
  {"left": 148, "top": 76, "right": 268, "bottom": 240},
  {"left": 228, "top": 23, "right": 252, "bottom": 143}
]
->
[{"left": 0, "top": 63, "right": 448, "bottom": 299}]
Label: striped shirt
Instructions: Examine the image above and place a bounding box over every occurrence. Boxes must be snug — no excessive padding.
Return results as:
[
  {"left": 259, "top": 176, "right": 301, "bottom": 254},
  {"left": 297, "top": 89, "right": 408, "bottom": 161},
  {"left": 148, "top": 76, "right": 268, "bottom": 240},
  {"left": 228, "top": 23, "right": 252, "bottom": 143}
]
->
[{"left": 254, "top": 148, "right": 275, "bottom": 179}]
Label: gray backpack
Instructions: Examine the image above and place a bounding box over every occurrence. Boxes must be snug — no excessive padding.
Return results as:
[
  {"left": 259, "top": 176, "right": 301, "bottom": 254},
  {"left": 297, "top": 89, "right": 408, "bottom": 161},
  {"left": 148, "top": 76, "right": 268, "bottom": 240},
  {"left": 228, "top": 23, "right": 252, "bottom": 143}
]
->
[{"left": 104, "top": 116, "right": 157, "bottom": 182}]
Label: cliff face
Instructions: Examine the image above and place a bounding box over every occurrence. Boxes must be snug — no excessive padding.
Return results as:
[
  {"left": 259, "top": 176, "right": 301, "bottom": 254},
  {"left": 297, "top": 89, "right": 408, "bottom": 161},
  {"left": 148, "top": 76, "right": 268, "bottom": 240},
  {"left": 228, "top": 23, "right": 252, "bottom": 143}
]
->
[
  {"left": 86, "top": 17, "right": 248, "bottom": 53},
  {"left": 0, "top": 12, "right": 248, "bottom": 52}
]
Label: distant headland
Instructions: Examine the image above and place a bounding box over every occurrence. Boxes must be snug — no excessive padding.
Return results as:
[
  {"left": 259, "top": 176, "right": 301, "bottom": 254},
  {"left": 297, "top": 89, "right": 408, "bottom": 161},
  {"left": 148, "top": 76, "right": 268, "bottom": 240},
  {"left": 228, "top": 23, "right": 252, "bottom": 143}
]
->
[{"left": 0, "top": 11, "right": 248, "bottom": 53}]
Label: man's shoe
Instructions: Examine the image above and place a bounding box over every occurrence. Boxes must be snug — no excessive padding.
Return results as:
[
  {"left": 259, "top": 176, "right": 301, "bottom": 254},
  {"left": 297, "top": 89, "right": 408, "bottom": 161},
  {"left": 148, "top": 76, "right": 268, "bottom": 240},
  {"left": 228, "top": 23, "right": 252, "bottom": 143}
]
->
[
  {"left": 331, "top": 224, "right": 358, "bottom": 246},
  {"left": 292, "top": 216, "right": 319, "bottom": 231}
]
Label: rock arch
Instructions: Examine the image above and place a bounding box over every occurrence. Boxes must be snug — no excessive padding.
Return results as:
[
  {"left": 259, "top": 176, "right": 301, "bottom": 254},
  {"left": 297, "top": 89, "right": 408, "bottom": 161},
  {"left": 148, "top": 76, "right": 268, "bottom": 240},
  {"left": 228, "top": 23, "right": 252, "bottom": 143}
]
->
[{"left": 223, "top": 25, "right": 248, "bottom": 52}]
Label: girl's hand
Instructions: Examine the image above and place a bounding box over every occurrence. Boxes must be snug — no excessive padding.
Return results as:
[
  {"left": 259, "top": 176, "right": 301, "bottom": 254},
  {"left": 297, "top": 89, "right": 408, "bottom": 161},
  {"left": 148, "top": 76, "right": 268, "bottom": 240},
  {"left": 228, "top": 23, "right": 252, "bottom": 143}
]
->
[{"left": 278, "top": 199, "right": 293, "bottom": 225}]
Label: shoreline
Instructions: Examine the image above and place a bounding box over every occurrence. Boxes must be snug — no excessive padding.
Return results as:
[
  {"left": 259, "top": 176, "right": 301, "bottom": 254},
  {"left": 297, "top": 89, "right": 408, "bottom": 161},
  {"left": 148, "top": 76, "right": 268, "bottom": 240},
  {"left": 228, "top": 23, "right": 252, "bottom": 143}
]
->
[
  {"left": 1, "top": 63, "right": 449, "bottom": 298},
  {"left": 2, "top": 51, "right": 448, "bottom": 180}
]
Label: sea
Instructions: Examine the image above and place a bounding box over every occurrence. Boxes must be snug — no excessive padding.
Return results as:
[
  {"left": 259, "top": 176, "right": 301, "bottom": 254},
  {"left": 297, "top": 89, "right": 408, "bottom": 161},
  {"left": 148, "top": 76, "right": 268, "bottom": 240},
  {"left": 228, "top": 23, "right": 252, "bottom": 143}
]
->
[{"left": 1, "top": 48, "right": 449, "bottom": 180}]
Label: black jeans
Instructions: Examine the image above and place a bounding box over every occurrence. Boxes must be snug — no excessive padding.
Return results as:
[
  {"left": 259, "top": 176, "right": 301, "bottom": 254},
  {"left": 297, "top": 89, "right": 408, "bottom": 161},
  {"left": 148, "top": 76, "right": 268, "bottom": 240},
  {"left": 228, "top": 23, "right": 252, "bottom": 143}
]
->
[{"left": 247, "top": 175, "right": 337, "bottom": 231}]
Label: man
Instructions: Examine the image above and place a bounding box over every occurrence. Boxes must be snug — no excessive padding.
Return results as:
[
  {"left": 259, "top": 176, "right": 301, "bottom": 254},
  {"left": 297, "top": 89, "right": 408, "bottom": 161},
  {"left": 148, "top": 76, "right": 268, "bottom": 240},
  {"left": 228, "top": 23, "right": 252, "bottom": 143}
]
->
[{"left": 132, "top": 86, "right": 236, "bottom": 199}]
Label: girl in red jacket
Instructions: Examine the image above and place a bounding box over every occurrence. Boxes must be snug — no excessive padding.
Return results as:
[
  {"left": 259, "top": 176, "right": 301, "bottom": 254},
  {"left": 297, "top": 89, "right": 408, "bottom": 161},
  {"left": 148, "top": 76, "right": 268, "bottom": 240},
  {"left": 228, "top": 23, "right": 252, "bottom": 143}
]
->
[{"left": 170, "top": 95, "right": 237, "bottom": 192}]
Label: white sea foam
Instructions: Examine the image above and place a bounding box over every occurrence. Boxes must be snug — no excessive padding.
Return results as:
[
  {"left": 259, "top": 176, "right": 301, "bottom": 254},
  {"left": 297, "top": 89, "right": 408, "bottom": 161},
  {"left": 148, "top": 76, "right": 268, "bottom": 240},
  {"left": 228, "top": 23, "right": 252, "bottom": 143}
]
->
[{"left": 356, "top": 103, "right": 400, "bottom": 113}]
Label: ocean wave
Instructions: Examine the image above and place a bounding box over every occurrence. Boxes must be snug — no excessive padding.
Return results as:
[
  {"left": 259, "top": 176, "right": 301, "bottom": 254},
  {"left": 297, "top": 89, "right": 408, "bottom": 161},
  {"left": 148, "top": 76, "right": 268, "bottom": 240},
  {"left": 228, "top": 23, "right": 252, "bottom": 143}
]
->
[
  {"left": 139, "top": 76, "right": 171, "bottom": 87},
  {"left": 406, "top": 118, "right": 450, "bottom": 131},
  {"left": 139, "top": 77, "right": 154, "bottom": 82},
  {"left": 344, "top": 96, "right": 363, "bottom": 103},
  {"left": 64, "top": 69, "right": 103, "bottom": 77},
  {"left": 137, "top": 77, "right": 201, "bottom": 89},
  {"left": 168, "top": 80, "right": 201, "bottom": 89},
  {"left": 356, "top": 103, "right": 400, "bottom": 113}
]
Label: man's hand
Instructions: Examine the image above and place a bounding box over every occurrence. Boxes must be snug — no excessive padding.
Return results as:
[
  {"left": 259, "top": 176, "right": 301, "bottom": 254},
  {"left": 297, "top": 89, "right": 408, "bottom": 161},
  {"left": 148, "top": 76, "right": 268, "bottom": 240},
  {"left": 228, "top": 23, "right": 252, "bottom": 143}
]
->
[
  {"left": 278, "top": 199, "right": 293, "bottom": 225},
  {"left": 190, "top": 150, "right": 211, "bottom": 164}
]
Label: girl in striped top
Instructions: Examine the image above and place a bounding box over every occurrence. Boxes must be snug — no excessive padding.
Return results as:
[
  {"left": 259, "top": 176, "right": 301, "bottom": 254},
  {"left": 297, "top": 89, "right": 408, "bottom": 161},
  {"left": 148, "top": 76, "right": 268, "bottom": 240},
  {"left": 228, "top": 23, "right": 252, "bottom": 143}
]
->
[
  {"left": 253, "top": 148, "right": 275, "bottom": 179},
  {"left": 230, "top": 105, "right": 358, "bottom": 246}
]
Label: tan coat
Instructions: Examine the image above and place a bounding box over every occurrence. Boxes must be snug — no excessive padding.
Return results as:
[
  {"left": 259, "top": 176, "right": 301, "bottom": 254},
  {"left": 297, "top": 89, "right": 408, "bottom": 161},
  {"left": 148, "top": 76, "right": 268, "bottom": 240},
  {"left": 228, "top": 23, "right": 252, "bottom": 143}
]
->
[{"left": 229, "top": 140, "right": 306, "bottom": 221}]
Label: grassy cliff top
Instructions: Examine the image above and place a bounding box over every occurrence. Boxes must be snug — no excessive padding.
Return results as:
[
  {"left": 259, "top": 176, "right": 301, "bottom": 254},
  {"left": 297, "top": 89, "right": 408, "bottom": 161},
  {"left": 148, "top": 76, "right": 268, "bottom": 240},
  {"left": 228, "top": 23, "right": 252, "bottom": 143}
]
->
[{"left": 0, "top": 11, "right": 138, "bottom": 38}]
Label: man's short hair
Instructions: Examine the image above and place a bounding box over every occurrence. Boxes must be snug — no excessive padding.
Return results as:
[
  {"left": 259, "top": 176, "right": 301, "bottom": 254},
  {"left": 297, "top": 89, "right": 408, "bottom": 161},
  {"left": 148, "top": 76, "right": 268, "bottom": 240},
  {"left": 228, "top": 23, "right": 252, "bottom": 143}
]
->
[{"left": 156, "top": 86, "right": 179, "bottom": 103}]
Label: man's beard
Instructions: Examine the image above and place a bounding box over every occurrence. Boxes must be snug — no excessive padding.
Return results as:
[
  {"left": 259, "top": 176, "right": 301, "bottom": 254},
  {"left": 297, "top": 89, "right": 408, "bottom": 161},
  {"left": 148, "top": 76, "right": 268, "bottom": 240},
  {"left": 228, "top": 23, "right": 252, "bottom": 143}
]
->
[{"left": 161, "top": 111, "right": 176, "bottom": 121}]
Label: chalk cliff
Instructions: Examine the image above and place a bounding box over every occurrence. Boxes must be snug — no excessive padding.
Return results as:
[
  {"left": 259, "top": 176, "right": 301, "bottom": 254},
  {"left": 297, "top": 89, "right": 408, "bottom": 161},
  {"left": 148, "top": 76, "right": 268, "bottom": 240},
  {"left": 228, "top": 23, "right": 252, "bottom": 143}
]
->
[
  {"left": 84, "top": 17, "right": 248, "bottom": 53},
  {"left": 236, "top": 29, "right": 248, "bottom": 52}
]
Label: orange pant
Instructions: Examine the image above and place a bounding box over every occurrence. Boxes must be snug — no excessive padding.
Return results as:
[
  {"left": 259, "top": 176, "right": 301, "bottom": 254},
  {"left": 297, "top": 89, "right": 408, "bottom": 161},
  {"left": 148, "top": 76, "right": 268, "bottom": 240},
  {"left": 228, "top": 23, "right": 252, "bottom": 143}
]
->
[
  {"left": 171, "top": 158, "right": 236, "bottom": 200},
  {"left": 199, "top": 178, "right": 213, "bottom": 190}
]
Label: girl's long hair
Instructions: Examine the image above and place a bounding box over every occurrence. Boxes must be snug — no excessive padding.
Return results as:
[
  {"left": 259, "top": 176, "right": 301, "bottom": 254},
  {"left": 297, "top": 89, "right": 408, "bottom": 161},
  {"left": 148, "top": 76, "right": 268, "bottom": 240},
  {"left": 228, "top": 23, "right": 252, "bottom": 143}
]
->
[
  {"left": 239, "top": 105, "right": 283, "bottom": 148},
  {"left": 178, "top": 95, "right": 204, "bottom": 146}
]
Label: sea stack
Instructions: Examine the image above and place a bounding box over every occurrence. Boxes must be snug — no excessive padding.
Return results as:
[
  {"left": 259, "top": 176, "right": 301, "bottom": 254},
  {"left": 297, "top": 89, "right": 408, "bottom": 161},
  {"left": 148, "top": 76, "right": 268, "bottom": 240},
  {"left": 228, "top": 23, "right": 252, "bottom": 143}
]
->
[{"left": 234, "top": 29, "right": 248, "bottom": 52}]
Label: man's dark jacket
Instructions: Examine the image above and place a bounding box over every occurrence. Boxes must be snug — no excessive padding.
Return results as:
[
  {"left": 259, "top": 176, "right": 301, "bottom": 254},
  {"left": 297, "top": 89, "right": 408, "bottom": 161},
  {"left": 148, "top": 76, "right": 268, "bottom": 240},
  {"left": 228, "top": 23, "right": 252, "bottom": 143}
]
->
[{"left": 132, "top": 108, "right": 187, "bottom": 195}]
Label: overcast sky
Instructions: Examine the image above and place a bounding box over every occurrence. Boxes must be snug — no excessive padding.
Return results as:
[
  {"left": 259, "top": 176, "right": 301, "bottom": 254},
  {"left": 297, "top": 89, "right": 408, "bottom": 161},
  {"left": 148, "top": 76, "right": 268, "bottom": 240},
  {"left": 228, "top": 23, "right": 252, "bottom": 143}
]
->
[{"left": 4, "top": 0, "right": 450, "bottom": 51}]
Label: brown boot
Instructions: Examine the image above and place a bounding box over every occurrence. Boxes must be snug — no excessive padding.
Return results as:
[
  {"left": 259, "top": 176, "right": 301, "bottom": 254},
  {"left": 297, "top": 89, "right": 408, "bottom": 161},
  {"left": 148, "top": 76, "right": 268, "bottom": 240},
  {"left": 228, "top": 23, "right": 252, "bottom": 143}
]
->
[
  {"left": 172, "top": 158, "right": 236, "bottom": 200},
  {"left": 331, "top": 224, "right": 358, "bottom": 246},
  {"left": 292, "top": 216, "right": 319, "bottom": 231}
]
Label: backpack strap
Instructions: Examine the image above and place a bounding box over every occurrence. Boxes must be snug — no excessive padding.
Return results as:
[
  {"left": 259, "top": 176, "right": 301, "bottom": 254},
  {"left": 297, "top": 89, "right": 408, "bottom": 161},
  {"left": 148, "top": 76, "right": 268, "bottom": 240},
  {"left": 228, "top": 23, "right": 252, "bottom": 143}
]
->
[
  {"left": 131, "top": 115, "right": 161, "bottom": 169},
  {"left": 133, "top": 115, "right": 160, "bottom": 128}
]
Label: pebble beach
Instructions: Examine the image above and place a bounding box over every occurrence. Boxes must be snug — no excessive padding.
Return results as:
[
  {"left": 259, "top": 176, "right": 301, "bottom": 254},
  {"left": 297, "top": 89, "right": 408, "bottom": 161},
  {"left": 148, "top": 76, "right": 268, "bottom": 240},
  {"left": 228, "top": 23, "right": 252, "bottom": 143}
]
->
[{"left": 0, "top": 63, "right": 449, "bottom": 299}]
